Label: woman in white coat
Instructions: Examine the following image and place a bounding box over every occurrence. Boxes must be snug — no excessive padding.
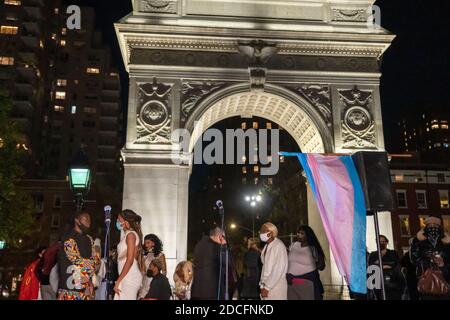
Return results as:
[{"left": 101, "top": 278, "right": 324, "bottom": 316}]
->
[{"left": 259, "top": 222, "right": 288, "bottom": 300}]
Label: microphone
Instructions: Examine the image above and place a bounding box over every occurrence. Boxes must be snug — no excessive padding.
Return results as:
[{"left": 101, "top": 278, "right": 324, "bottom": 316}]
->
[
  {"left": 216, "top": 200, "right": 224, "bottom": 215},
  {"left": 104, "top": 205, "right": 112, "bottom": 224}
]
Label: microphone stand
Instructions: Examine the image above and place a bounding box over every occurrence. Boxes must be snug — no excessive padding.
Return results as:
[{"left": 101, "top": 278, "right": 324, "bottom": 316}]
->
[
  {"left": 103, "top": 207, "right": 112, "bottom": 300},
  {"left": 217, "top": 202, "right": 230, "bottom": 301}
]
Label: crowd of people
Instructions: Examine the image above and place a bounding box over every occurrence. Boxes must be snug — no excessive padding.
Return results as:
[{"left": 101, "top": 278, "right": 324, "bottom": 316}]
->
[{"left": 17, "top": 210, "right": 450, "bottom": 300}]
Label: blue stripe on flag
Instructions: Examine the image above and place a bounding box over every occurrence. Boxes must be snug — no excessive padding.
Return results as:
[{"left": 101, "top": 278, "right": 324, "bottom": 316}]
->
[{"left": 340, "top": 156, "right": 367, "bottom": 294}]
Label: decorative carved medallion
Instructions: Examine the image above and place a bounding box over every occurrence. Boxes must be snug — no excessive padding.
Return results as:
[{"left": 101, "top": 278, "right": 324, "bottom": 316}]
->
[
  {"left": 332, "top": 9, "right": 367, "bottom": 22},
  {"left": 140, "top": 0, "right": 178, "bottom": 14},
  {"left": 339, "top": 86, "right": 376, "bottom": 149},
  {"left": 296, "top": 84, "right": 332, "bottom": 127},
  {"left": 180, "top": 81, "right": 226, "bottom": 125},
  {"left": 135, "top": 78, "right": 172, "bottom": 144}
]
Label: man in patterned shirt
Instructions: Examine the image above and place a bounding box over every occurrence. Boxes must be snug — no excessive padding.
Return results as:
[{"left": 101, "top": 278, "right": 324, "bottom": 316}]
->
[{"left": 57, "top": 211, "right": 100, "bottom": 300}]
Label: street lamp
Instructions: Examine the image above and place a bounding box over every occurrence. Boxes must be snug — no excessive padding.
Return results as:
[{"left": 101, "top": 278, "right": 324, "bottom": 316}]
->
[
  {"left": 68, "top": 150, "right": 91, "bottom": 213},
  {"left": 229, "top": 223, "right": 253, "bottom": 234},
  {"left": 245, "top": 192, "right": 262, "bottom": 238}
]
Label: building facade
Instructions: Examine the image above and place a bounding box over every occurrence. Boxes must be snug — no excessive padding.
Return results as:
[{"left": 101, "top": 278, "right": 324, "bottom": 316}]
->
[{"left": 390, "top": 164, "right": 450, "bottom": 253}]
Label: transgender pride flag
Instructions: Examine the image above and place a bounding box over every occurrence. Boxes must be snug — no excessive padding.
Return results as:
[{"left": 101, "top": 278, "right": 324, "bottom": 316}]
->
[{"left": 281, "top": 152, "right": 367, "bottom": 294}]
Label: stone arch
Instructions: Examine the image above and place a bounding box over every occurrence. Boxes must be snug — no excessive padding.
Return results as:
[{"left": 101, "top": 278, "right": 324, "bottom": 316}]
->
[{"left": 184, "top": 83, "right": 334, "bottom": 154}]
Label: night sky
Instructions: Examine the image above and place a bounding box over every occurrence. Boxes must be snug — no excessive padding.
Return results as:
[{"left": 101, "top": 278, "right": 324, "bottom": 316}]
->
[{"left": 63, "top": 0, "right": 450, "bottom": 152}]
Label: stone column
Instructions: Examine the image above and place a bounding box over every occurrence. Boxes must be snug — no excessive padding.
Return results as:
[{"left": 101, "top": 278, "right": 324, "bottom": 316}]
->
[{"left": 122, "top": 163, "right": 190, "bottom": 284}]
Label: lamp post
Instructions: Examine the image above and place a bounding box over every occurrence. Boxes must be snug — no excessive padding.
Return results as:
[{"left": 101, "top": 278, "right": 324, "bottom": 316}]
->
[
  {"left": 245, "top": 193, "right": 262, "bottom": 238},
  {"left": 68, "top": 150, "right": 91, "bottom": 213}
]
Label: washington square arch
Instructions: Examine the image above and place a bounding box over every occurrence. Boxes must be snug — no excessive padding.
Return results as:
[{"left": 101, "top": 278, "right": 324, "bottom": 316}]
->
[{"left": 115, "top": 0, "right": 395, "bottom": 289}]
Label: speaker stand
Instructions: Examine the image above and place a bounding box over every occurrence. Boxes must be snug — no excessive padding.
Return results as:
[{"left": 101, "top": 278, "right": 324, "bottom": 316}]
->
[{"left": 373, "top": 210, "right": 387, "bottom": 300}]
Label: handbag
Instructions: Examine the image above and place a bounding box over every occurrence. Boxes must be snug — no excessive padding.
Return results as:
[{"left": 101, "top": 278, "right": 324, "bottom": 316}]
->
[{"left": 417, "top": 265, "right": 450, "bottom": 296}]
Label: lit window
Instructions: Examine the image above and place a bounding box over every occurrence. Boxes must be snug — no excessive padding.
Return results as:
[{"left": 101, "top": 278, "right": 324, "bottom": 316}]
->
[
  {"left": 442, "top": 124, "right": 449, "bottom": 130},
  {"left": 254, "top": 166, "right": 259, "bottom": 173},
  {"left": 280, "top": 156, "right": 285, "bottom": 163},
  {"left": 84, "top": 107, "right": 96, "bottom": 114},
  {"left": 87, "top": 67, "right": 100, "bottom": 74},
  {"left": 268, "top": 178, "right": 273, "bottom": 185},
  {"left": 51, "top": 33, "right": 57, "bottom": 40},
  {"left": 396, "top": 190, "right": 407, "bottom": 208},
  {"left": 426, "top": 128, "right": 430, "bottom": 132},
  {"left": 253, "top": 122, "right": 258, "bottom": 129},
  {"left": 399, "top": 215, "right": 411, "bottom": 237},
  {"left": 416, "top": 190, "right": 427, "bottom": 209},
  {"left": 431, "top": 124, "right": 439, "bottom": 130},
  {"left": 395, "top": 175, "right": 404, "bottom": 182},
  {"left": 57, "top": 79, "right": 67, "bottom": 87},
  {"left": 1, "top": 25, "right": 19, "bottom": 35},
  {"left": 74, "top": 80, "right": 79, "bottom": 85},
  {"left": 266, "top": 122, "right": 272, "bottom": 129},
  {"left": 242, "top": 166, "right": 247, "bottom": 174},
  {"left": 0, "top": 56, "right": 14, "bottom": 65},
  {"left": 71, "top": 106, "right": 77, "bottom": 114},
  {"left": 54, "top": 105, "right": 64, "bottom": 112},
  {"left": 442, "top": 215, "right": 450, "bottom": 234},
  {"left": 40, "top": 40, "right": 44, "bottom": 49},
  {"left": 55, "top": 91, "right": 66, "bottom": 100},
  {"left": 61, "top": 27, "right": 67, "bottom": 35},
  {"left": 54, "top": 8, "right": 59, "bottom": 14},
  {"left": 5, "top": 0, "right": 21, "bottom": 5},
  {"left": 60, "top": 40, "right": 66, "bottom": 46},
  {"left": 419, "top": 215, "right": 429, "bottom": 229},
  {"left": 439, "top": 190, "right": 449, "bottom": 209},
  {"left": 241, "top": 122, "right": 247, "bottom": 130}
]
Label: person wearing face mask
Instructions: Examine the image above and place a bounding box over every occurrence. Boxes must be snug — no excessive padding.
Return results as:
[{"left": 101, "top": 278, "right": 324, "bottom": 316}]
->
[
  {"left": 259, "top": 222, "right": 288, "bottom": 300},
  {"left": 287, "top": 226, "right": 325, "bottom": 300},
  {"left": 410, "top": 216, "right": 450, "bottom": 300},
  {"left": 57, "top": 211, "right": 100, "bottom": 300},
  {"left": 368, "top": 235, "right": 404, "bottom": 300},
  {"left": 144, "top": 259, "right": 172, "bottom": 300},
  {"left": 138, "top": 234, "right": 167, "bottom": 299},
  {"left": 113, "top": 209, "right": 145, "bottom": 300}
]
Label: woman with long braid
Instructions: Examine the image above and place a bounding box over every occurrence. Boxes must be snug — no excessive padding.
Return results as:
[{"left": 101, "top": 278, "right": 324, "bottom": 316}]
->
[{"left": 113, "top": 209, "right": 145, "bottom": 300}]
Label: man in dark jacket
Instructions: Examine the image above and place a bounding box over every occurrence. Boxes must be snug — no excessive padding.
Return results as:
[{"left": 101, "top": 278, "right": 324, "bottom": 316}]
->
[
  {"left": 145, "top": 259, "right": 172, "bottom": 300},
  {"left": 368, "top": 235, "right": 405, "bottom": 300},
  {"left": 410, "top": 216, "right": 450, "bottom": 300},
  {"left": 191, "top": 227, "right": 230, "bottom": 300}
]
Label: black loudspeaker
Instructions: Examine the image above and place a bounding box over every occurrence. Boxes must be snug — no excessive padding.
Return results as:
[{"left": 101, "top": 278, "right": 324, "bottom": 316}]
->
[{"left": 352, "top": 151, "right": 394, "bottom": 213}]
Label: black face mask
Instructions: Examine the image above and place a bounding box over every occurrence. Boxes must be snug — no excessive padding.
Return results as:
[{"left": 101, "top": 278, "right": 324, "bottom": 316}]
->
[
  {"left": 425, "top": 226, "right": 442, "bottom": 244},
  {"left": 78, "top": 222, "right": 90, "bottom": 234}
]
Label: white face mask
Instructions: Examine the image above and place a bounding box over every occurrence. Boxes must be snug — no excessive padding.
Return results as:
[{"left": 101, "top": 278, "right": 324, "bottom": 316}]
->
[{"left": 260, "top": 232, "right": 271, "bottom": 243}]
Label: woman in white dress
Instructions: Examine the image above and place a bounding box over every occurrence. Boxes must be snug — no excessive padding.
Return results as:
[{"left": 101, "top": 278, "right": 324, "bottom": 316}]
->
[{"left": 113, "top": 210, "right": 145, "bottom": 300}]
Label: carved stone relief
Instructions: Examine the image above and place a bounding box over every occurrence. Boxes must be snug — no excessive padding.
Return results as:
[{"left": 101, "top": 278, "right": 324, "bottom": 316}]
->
[
  {"left": 331, "top": 8, "right": 368, "bottom": 22},
  {"left": 295, "top": 84, "right": 332, "bottom": 128},
  {"left": 180, "top": 81, "right": 226, "bottom": 126},
  {"left": 135, "top": 78, "right": 173, "bottom": 144},
  {"left": 339, "top": 86, "right": 376, "bottom": 149},
  {"left": 140, "top": 0, "right": 178, "bottom": 14}
]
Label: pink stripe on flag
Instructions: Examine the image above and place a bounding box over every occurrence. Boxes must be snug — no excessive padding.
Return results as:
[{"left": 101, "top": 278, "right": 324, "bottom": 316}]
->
[{"left": 306, "top": 154, "right": 355, "bottom": 281}]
